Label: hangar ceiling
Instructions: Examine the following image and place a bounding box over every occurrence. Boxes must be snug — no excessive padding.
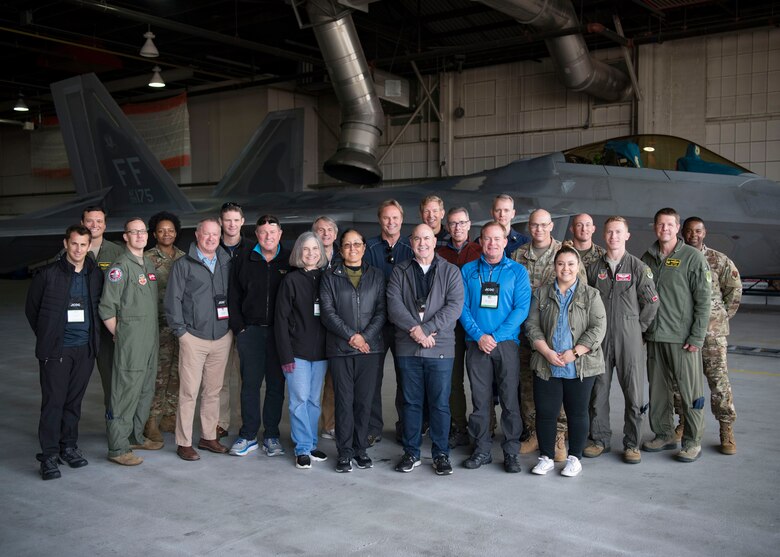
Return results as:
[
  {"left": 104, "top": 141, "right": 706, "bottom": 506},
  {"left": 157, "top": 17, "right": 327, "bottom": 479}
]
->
[{"left": 1, "top": 0, "right": 778, "bottom": 121}]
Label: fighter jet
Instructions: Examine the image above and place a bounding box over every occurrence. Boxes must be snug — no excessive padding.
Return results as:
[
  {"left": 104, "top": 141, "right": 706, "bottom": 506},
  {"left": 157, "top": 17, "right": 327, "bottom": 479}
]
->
[{"left": 1, "top": 73, "right": 777, "bottom": 277}]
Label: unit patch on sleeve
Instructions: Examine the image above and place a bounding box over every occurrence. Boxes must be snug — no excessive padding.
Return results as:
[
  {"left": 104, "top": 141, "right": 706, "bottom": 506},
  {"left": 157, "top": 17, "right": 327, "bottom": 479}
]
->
[{"left": 108, "top": 268, "right": 123, "bottom": 282}]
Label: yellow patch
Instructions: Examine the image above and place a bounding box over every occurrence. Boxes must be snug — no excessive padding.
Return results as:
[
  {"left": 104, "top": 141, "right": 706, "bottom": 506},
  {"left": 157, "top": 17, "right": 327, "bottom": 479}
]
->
[
  {"left": 705, "top": 271, "right": 712, "bottom": 282},
  {"left": 98, "top": 261, "right": 110, "bottom": 270},
  {"left": 665, "top": 258, "right": 681, "bottom": 267}
]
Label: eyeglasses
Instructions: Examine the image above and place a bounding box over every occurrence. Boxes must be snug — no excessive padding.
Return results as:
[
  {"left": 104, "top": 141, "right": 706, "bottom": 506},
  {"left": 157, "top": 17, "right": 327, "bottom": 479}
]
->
[
  {"left": 221, "top": 201, "right": 242, "bottom": 211},
  {"left": 529, "top": 222, "right": 552, "bottom": 230},
  {"left": 125, "top": 229, "right": 148, "bottom": 236},
  {"left": 448, "top": 220, "right": 470, "bottom": 228},
  {"left": 341, "top": 242, "right": 364, "bottom": 250}
]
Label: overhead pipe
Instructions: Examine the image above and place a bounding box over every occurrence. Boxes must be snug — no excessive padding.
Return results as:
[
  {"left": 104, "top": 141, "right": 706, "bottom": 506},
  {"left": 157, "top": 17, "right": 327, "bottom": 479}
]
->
[
  {"left": 304, "top": 0, "right": 384, "bottom": 184},
  {"left": 474, "top": 0, "right": 632, "bottom": 102}
]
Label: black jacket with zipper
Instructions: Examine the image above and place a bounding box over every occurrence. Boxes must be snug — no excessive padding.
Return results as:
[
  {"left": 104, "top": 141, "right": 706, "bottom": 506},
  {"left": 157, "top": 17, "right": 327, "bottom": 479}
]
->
[
  {"left": 274, "top": 267, "right": 327, "bottom": 364},
  {"left": 229, "top": 245, "right": 291, "bottom": 333}
]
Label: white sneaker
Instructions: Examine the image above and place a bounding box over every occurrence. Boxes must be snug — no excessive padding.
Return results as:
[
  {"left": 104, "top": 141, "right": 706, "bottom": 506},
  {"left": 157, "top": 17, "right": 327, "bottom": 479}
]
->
[
  {"left": 531, "top": 456, "right": 554, "bottom": 475},
  {"left": 561, "top": 455, "right": 582, "bottom": 477}
]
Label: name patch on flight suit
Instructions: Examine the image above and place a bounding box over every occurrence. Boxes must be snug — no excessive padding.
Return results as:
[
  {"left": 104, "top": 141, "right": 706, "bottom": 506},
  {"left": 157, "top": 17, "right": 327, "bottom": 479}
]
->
[
  {"left": 67, "top": 300, "right": 85, "bottom": 323},
  {"left": 108, "top": 268, "right": 122, "bottom": 282},
  {"left": 616, "top": 273, "right": 632, "bottom": 282},
  {"left": 480, "top": 282, "right": 499, "bottom": 309},
  {"left": 148, "top": 273, "right": 157, "bottom": 281},
  {"left": 665, "top": 259, "right": 681, "bottom": 267}
]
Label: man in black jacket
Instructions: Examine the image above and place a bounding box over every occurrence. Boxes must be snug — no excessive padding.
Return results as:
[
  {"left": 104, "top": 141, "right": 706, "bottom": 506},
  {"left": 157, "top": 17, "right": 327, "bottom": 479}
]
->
[
  {"left": 228, "top": 215, "right": 291, "bottom": 458},
  {"left": 26, "top": 225, "right": 103, "bottom": 480}
]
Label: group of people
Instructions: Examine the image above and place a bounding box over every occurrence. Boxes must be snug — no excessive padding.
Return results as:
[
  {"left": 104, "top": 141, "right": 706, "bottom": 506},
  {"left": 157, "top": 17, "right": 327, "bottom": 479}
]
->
[{"left": 25, "top": 193, "right": 741, "bottom": 480}]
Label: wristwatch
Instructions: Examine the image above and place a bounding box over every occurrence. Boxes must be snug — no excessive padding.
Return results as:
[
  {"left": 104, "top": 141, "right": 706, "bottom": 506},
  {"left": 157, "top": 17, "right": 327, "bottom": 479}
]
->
[{"left": 572, "top": 349, "right": 580, "bottom": 359}]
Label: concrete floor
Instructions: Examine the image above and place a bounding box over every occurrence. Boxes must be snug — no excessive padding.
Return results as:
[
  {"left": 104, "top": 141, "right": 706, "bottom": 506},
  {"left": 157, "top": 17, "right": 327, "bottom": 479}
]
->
[{"left": 1, "top": 278, "right": 779, "bottom": 556}]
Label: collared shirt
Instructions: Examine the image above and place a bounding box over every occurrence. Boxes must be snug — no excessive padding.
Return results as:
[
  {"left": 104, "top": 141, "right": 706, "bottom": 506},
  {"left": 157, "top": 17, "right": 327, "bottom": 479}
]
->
[
  {"left": 63, "top": 265, "right": 90, "bottom": 347},
  {"left": 196, "top": 248, "right": 217, "bottom": 273},
  {"left": 551, "top": 279, "right": 577, "bottom": 379},
  {"left": 253, "top": 243, "right": 280, "bottom": 262},
  {"left": 365, "top": 235, "right": 414, "bottom": 281}
]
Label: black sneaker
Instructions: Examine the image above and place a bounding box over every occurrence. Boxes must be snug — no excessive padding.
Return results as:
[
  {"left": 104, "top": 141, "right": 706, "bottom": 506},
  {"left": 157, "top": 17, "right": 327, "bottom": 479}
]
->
[
  {"left": 354, "top": 453, "right": 373, "bottom": 469},
  {"left": 463, "top": 452, "right": 492, "bottom": 469},
  {"left": 335, "top": 456, "right": 352, "bottom": 473},
  {"left": 296, "top": 454, "right": 312, "bottom": 469},
  {"left": 310, "top": 449, "right": 328, "bottom": 462},
  {"left": 59, "top": 447, "right": 88, "bottom": 468},
  {"left": 40, "top": 456, "right": 61, "bottom": 480},
  {"left": 448, "top": 428, "right": 470, "bottom": 449},
  {"left": 433, "top": 455, "right": 453, "bottom": 476},
  {"left": 503, "top": 453, "right": 521, "bottom": 473},
  {"left": 395, "top": 452, "right": 421, "bottom": 473}
]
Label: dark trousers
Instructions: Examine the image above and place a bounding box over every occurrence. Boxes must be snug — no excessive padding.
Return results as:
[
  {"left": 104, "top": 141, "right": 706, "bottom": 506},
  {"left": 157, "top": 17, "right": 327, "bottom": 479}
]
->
[
  {"left": 96, "top": 324, "right": 114, "bottom": 413},
  {"left": 38, "top": 345, "right": 94, "bottom": 460},
  {"left": 368, "top": 324, "right": 402, "bottom": 437},
  {"left": 398, "top": 356, "right": 453, "bottom": 459},
  {"left": 534, "top": 374, "right": 596, "bottom": 460},
  {"left": 331, "top": 353, "right": 381, "bottom": 459},
  {"left": 465, "top": 340, "right": 522, "bottom": 455},
  {"left": 237, "top": 325, "right": 285, "bottom": 440},
  {"left": 449, "top": 323, "right": 469, "bottom": 432}
]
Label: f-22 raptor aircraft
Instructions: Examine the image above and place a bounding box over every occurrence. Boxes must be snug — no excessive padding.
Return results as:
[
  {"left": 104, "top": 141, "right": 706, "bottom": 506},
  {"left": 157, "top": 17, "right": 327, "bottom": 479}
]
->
[{"left": 1, "top": 73, "right": 778, "bottom": 277}]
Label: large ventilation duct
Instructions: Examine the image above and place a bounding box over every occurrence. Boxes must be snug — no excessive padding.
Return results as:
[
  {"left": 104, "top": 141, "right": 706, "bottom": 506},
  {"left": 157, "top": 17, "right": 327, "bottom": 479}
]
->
[
  {"left": 475, "top": 0, "right": 632, "bottom": 102},
  {"left": 305, "top": 0, "right": 384, "bottom": 184}
]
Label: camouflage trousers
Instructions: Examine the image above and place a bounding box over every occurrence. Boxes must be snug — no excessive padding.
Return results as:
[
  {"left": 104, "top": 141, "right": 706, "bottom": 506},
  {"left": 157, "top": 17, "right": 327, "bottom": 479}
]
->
[
  {"left": 674, "top": 335, "right": 736, "bottom": 424},
  {"left": 149, "top": 327, "right": 179, "bottom": 418}
]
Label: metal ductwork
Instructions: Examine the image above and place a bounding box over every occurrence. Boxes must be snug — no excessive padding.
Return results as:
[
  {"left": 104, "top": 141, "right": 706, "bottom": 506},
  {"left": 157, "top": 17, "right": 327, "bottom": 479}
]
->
[
  {"left": 305, "top": 0, "right": 384, "bottom": 184},
  {"left": 475, "top": 0, "right": 632, "bottom": 102}
]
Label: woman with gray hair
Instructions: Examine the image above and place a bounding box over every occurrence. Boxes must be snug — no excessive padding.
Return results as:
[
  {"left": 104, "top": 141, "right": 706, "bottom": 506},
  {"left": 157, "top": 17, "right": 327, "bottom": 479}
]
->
[{"left": 274, "top": 232, "right": 329, "bottom": 469}]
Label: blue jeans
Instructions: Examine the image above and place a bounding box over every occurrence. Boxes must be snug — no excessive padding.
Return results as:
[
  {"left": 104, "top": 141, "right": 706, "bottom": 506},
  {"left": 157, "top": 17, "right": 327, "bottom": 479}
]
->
[
  {"left": 237, "top": 326, "right": 285, "bottom": 440},
  {"left": 287, "top": 358, "right": 327, "bottom": 455},
  {"left": 398, "top": 356, "right": 453, "bottom": 459}
]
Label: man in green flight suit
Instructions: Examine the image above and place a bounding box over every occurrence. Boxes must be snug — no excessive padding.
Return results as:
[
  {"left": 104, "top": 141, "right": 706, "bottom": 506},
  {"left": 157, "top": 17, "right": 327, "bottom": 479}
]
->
[
  {"left": 641, "top": 208, "right": 711, "bottom": 463},
  {"left": 82, "top": 206, "right": 124, "bottom": 412},
  {"left": 99, "top": 217, "right": 161, "bottom": 466}
]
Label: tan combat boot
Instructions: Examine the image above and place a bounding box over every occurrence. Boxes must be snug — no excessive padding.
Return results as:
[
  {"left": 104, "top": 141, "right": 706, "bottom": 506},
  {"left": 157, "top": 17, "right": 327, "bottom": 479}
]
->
[
  {"left": 108, "top": 451, "right": 143, "bottom": 466},
  {"left": 519, "top": 431, "right": 539, "bottom": 454},
  {"left": 674, "top": 415, "right": 685, "bottom": 441},
  {"left": 143, "top": 417, "right": 163, "bottom": 443},
  {"left": 719, "top": 422, "right": 736, "bottom": 455},
  {"left": 554, "top": 431, "right": 567, "bottom": 462},
  {"left": 159, "top": 414, "right": 176, "bottom": 433}
]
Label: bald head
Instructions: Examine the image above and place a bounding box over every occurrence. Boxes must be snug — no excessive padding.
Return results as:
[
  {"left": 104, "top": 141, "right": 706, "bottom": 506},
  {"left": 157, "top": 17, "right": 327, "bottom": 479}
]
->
[
  {"left": 528, "top": 209, "right": 554, "bottom": 248},
  {"left": 570, "top": 213, "right": 595, "bottom": 248},
  {"left": 410, "top": 223, "right": 436, "bottom": 264}
]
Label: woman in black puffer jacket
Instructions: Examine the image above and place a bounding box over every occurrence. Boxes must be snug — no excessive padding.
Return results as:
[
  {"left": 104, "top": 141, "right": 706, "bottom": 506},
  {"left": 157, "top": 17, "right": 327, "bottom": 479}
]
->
[{"left": 319, "top": 229, "right": 385, "bottom": 473}]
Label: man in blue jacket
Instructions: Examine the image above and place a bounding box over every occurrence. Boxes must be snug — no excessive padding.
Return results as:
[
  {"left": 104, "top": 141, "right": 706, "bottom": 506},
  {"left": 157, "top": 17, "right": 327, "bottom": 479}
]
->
[{"left": 460, "top": 221, "right": 531, "bottom": 473}]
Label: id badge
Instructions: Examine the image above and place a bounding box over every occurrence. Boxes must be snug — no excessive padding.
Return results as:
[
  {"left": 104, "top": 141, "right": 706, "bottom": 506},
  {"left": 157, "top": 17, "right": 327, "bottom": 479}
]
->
[
  {"left": 67, "top": 300, "right": 85, "bottom": 323},
  {"left": 314, "top": 298, "right": 321, "bottom": 317},
  {"left": 480, "top": 282, "right": 499, "bottom": 309},
  {"left": 415, "top": 298, "right": 427, "bottom": 322},
  {"left": 215, "top": 295, "right": 229, "bottom": 320}
]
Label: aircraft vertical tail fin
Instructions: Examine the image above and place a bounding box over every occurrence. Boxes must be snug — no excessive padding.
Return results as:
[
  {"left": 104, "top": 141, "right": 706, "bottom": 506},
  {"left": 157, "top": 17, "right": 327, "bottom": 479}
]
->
[
  {"left": 50, "top": 73, "right": 195, "bottom": 214},
  {"left": 211, "top": 108, "right": 304, "bottom": 198}
]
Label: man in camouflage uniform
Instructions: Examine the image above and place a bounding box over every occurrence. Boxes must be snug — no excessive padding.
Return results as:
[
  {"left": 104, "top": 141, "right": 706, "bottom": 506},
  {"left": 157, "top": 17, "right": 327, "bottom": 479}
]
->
[
  {"left": 144, "top": 212, "right": 186, "bottom": 442},
  {"left": 564, "top": 213, "right": 606, "bottom": 268},
  {"left": 681, "top": 216, "right": 742, "bottom": 455},
  {"left": 511, "top": 209, "right": 568, "bottom": 461}
]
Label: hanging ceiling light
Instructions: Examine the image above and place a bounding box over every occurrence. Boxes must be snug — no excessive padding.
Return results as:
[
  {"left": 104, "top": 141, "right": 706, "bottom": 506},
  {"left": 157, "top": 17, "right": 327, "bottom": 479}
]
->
[
  {"left": 140, "top": 29, "right": 159, "bottom": 58},
  {"left": 148, "top": 66, "right": 165, "bottom": 88},
  {"left": 14, "top": 93, "right": 29, "bottom": 112}
]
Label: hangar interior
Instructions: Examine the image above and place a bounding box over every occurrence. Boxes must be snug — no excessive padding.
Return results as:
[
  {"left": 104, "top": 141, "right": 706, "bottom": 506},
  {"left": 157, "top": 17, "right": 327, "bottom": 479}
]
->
[{"left": 1, "top": 2, "right": 779, "bottom": 554}]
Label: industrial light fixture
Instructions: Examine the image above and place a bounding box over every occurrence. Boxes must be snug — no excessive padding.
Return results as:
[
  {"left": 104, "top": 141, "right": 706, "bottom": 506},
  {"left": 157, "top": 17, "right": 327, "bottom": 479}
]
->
[
  {"left": 140, "top": 28, "right": 159, "bottom": 58},
  {"left": 148, "top": 66, "right": 165, "bottom": 88},
  {"left": 14, "top": 93, "right": 29, "bottom": 112}
]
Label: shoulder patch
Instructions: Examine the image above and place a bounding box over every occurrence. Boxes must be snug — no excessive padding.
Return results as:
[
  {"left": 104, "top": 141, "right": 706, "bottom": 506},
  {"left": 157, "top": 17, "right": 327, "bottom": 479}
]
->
[
  {"left": 108, "top": 267, "right": 123, "bottom": 282},
  {"left": 731, "top": 270, "right": 739, "bottom": 279},
  {"left": 645, "top": 268, "right": 653, "bottom": 279},
  {"left": 705, "top": 271, "right": 712, "bottom": 283}
]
